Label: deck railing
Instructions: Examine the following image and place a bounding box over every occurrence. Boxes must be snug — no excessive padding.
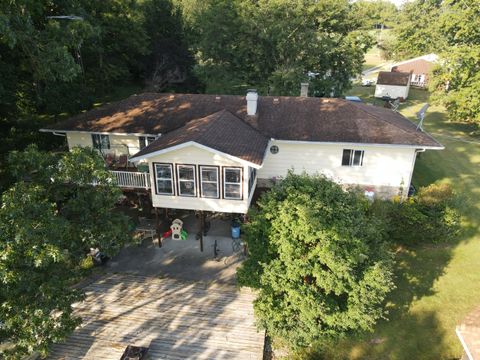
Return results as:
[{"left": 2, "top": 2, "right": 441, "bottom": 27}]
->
[{"left": 110, "top": 171, "right": 151, "bottom": 189}]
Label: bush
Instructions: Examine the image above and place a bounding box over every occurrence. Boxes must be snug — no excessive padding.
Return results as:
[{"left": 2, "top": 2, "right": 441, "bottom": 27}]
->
[
  {"left": 237, "top": 172, "right": 394, "bottom": 348},
  {"left": 373, "top": 183, "right": 461, "bottom": 246}
]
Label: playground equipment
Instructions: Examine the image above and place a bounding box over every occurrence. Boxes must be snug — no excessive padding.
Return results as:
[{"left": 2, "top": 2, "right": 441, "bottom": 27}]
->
[{"left": 160, "top": 218, "right": 188, "bottom": 242}]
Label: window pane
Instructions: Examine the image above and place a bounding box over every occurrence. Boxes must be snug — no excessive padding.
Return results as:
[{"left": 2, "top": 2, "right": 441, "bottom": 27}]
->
[
  {"left": 202, "top": 168, "right": 217, "bottom": 182},
  {"left": 179, "top": 166, "right": 194, "bottom": 180},
  {"left": 156, "top": 165, "right": 171, "bottom": 179},
  {"left": 139, "top": 136, "right": 146, "bottom": 150},
  {"left": 225, "top": 168, "right": 241, "bottom": 183},
  {"left": 342, "top": 149, "right": 351, "bottom": 166},
  {"left": 147, "top": 137, "right": 156, "bottom": 145},
  {"left": 157, "top": 180, "right": 172, "bottom": 194},
  {"left": 180, "top": 181, "right": 195, "bottom": 195},
  {"left": 202, "top": 182, "right": 218, "bottom": 198},
  {"left": 353, "top": 151, "right": 363, "bottom": 166},
  {"left": 225, "top": 184, "right": 241, "bottom": 198}
]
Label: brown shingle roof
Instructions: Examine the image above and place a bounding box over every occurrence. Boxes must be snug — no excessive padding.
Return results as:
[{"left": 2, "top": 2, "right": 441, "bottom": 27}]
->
[
  {"left": 132, "top": 110, "right": 268, "bottom": 165},
  {"left": 44, "top": 92, "right": 442, "bottom": 151},
  {"left": 377, "top": 71, "right": 411, "bottom": 86},
  {"left": 392, "top": 59, "right": 434, "bottom": 76}
]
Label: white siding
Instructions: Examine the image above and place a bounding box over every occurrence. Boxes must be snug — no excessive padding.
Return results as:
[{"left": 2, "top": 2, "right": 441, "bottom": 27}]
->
[
  {"left": 375, "top": 84, "right": 410, "bottom": 99},
  {"left": 147, "top": 145, "right": 251, "bottom": 213},
  {"left": 66, "top": 132, "right": 141, "bottom": 156},
  {"left": 258, "top": 141, "right": 417, "bottom": 196}
]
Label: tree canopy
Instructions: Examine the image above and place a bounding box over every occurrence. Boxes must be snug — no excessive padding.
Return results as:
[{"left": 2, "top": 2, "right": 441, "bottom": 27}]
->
[
  {"left": 237, "top": 172, "right": 394, "bottom": 347},
  {"left": 0, "top": 146, "right": 131, "bottom": 358},
  {"left": 178, "top": 0, "right": 372, "bottom": 96}
]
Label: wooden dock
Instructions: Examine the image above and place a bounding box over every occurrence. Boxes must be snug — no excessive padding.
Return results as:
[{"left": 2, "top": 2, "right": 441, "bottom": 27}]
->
[{"left": 48, "top": 273, "right": 264, "bottom": 359}]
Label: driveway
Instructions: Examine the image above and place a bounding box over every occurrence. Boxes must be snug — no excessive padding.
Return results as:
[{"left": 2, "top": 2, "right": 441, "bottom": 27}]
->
[{"left": 48, "top": 273, "right": 264, "bottom": 359}]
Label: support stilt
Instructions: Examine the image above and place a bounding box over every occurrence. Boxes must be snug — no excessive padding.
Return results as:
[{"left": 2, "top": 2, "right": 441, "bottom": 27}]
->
[
  {"left": 155, "top": 208, "right": 162, "bottom": 248},
  {"left": 199, "top": 211, "right": 205, "bottom": 252}
]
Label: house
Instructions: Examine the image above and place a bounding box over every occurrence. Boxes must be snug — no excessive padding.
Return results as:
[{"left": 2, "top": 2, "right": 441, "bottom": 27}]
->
[
  {"left": 375, "top": 71, "right": 411, "bottom": 100},
  {"left": 40, "top": 89, "right": 443, "bottom": 215},
  {"left": 391, "top": 53, "right": 439, "bottom": 88}
]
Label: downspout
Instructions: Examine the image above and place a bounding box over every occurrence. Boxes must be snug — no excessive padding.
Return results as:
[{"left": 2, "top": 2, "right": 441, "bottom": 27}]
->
[{"left": 405, "top": 148, "right": 426, "bottom": 198}]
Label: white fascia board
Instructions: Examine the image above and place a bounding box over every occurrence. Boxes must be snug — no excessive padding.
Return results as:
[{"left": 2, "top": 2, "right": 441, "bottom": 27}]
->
[
  {"left": 271, "top": 139, "right": 444, "bottom": 150},
  {"left": 456, "top": 328, "right": 474, "bottom": 360},
  {"left": 39, "top": 129, "right": 160, "bottom": 137},
  {"left": 130, "top": 141, "right": 263, "bottom": 169}
]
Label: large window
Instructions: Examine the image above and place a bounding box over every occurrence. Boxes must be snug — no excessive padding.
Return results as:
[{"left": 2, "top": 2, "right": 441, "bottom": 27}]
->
[
  {"left": 91, "top": 134, "right": 110, "bottom": 150},
  {"left": 223, "top": 167, "right": 242, "bottom": 200},
  {"left": 154, "top": 163, "right": 174, "bottom": 195},
  {"left": 177, "top": 165, "right": 196, "bottom": 197},
  {"left": 139, "top": 136, "right": 157, "bottom": 150},
  {"left": 200, "top": 166, "right": 219, "bottom": 198},
  {"left": 342, "top": 149, "right": 364, "bottom": 166}
]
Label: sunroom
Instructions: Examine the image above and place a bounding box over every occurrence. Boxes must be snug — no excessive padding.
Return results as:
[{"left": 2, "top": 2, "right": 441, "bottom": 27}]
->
[{"left": 128, "top": 110, "right": 268, "bottom": 214}]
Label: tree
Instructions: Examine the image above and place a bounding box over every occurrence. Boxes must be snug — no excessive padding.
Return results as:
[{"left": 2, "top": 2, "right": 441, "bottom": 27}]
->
[
  {"left": 430, "top": 0, "right": 480, "bottom": 123},
  {"left": 0, "top": 146, "right": 131, "bottom": 358},
  {"left": 389, "top": 0, "right": 444, "bottom": 59},
  {"left": 352, "top": 0, "right": 398, "bottom": 30},
  {"left": 180, "top": 0, "right": 372, "bottom": 96},
  {"left": 237, "top": 172, "right": 394, "bottom": 348}
]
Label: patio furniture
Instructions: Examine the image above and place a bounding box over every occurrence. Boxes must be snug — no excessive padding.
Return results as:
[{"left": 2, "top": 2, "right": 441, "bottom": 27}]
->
[
  {"left": 116, "top": 154, "right": 129, "bottom": 169},
  {"left": 120, "top": 345, "right": 149, "bottom": 360},
  {"left": 105, "top": 153, "right": 116, "bottom": 167},
  {"left": 136, "top": 217, "right": 156, "bottom": 243}
]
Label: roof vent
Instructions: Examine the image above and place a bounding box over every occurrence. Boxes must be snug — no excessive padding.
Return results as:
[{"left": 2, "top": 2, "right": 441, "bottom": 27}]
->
[
  {"left": 273, "top": 98, "right": 279, "bottom": 104},
  {"left": 246, "top": 89, "right": 258, "bottom": 115},
  {"left": 215, "top": 95, "right": 221, "bottom": 103}
]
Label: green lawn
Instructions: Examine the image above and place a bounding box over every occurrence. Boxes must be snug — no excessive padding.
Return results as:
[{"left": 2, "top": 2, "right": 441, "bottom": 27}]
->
[{"left": 308, "top": 87, "right": 480, "bottom": 359}]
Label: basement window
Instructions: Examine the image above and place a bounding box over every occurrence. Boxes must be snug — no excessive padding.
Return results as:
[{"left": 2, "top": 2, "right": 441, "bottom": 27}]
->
[
  {"left": 342, "top": 149, "right": 364, "bottom": 166},
  {"left": 223, "top": 167, "right": 242, "bottom": 200},
  {"left": 154, "top": 163, "right": 174, "bottom": 195}
]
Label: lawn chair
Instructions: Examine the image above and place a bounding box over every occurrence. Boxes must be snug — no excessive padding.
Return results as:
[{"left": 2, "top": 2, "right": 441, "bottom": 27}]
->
[{"left": 116, "top": 154, "right": 128, "bottom": 169}]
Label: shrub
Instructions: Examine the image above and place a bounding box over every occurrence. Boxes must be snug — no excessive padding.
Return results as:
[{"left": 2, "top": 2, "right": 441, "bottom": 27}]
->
[{"left": 374, "top": 183, "right": 461, "bottom": 246}]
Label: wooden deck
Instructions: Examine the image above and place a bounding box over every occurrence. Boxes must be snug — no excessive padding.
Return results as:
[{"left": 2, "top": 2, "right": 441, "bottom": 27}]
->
[{"left": 48, "top": 274, "right": 264, "bottom": 359}]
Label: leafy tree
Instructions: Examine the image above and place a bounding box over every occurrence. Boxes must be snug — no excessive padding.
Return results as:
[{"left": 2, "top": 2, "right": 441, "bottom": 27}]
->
[
  {"left": 180, "top": 0, "right": 372, "bottom": 96},
  {"left": 237, "top": 172, "right": 394, "bottom": 348},
  {"left": 0, "top": 146, "right": 131, "bottom": 358},
  {"left": 352, "top": 0, "right": 398, "bottom": 30},
  {"left": 430, "top": 0, "right": 480, "bottom": 123},
  {"left": 389, "top": 0, "right": 444, "bottom": 59}
]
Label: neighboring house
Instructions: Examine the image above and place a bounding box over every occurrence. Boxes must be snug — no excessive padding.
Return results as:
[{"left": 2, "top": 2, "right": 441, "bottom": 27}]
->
[
  {"left": 375, "top": 71, "right": 411, "bottom": 100},
  {"left": 40, "top": 89, "right": 443, "bottom": 214},
  {"left": 391, "top": 53, "right": 439, "bottom": 88},
  {"left": 457, "top": 305, "right": 480, "bottom": 360}
]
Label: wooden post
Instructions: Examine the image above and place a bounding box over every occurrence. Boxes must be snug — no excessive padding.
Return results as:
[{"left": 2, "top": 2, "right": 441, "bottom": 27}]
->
[
  {"left": 155, "top": 208, "right": 162, "bottom": 248},
  {"left": 199, "top": 211, "right": 204, "bottom": 252}
]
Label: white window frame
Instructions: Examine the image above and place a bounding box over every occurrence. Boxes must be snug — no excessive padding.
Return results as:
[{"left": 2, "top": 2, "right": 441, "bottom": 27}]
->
[
  {"left": 200, "top": 166, "right": 219, "bottom": 199},
  {"left": 342, "top": 149, "right": 364, "bottom": 167},
  {"left": 139, "top": 136, "right": 157, "bottom": 150},
  {"left": 223, "top": 167, "right": 242, "bottom": 200},
  {"left": 177, "top": 164, "right": 197, "bottom": 197},
  {"left": 154, "top": 163, "right": 174, "bottom": 195},
  {"left": 91, "top": 134, "right": 110, "bottom": 150}
]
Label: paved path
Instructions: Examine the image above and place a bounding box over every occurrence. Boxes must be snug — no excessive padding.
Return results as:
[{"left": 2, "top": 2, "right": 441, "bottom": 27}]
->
[{"left": 48, "top": 273, "right": 264, "bottom": 359}]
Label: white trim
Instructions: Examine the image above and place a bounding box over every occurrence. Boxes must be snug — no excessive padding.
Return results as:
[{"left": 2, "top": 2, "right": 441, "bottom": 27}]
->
[
  {"left": 130, "top": 141, "right": 264, "bottom": 168},
  {"left": 199, "top": 166, "right": 219, "bottom": 199},
  {"left": 176, "top": 164, "right": 197, "bottom": 197},
  {"left": 39, "top": 128, "right": 160, "bottom": 138},
  {"left": 456, "top": 327, "right": 474, "bottom": 360},
  {"left": 272, "top": 139, "right": 444, "bottom": 150},
  {"left": 154, "top": 163, "right": 174, "bottom": 195},
  {"left": 223, "top": 167, "right": 242, "bottom": 200}
]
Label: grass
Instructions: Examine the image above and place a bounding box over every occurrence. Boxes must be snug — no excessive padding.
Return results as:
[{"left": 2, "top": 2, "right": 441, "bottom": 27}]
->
[
  {"left": 308, "top": 86, "right": 480, "bottom": 359},
  {"left": 363, "top": 46, "right": 385, "bottom": 71}
]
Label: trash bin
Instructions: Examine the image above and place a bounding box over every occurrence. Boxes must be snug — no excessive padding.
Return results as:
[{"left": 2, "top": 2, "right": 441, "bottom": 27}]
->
[{"left": 231, "top": 219, "right": 241, "bottom": 239}]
